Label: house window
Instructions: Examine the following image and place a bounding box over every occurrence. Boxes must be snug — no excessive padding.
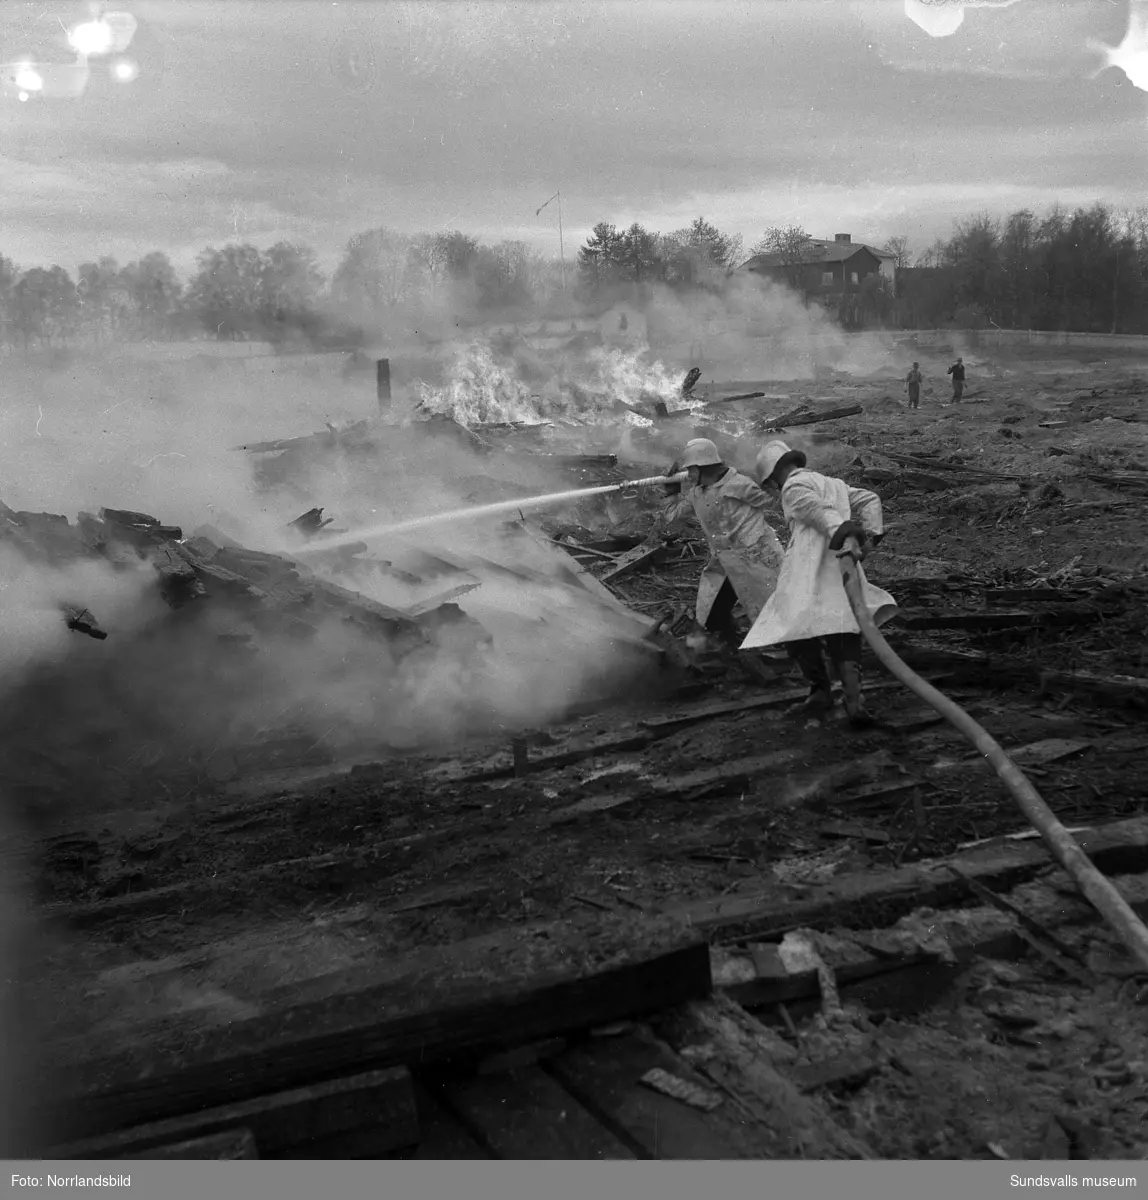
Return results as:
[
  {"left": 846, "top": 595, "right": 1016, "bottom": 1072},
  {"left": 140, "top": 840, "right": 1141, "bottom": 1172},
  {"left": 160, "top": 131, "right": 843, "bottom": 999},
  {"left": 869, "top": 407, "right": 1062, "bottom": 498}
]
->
[
  {"left": 821, "top": 272, "right": 834, "bottom": 287},
  {"left": 850, "top": 272, "right": 859, "bottom": 285}
]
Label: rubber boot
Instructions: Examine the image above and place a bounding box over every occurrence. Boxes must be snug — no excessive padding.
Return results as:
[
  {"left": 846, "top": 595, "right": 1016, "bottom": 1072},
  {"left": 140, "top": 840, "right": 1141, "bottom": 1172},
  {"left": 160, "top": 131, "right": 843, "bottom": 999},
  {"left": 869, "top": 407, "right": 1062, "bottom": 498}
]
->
[
  {"left": 839, "top": 662, "right": 875, "bottom": 728},
  {"left": 792, "top": 686, "right": 834, "bottom": 718}
]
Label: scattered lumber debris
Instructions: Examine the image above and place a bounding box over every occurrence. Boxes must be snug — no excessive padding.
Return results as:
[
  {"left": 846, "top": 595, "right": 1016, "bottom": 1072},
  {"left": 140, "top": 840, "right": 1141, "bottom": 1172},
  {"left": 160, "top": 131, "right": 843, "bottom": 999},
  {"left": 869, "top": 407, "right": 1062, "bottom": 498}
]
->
[
  {"left": 2, "top": 496, "right": 604, "bottom": 662},
  {"left": 661, "top": 815, "right": 1148, "bottom": 944},
  {"left": 875, "top": 450, "right": 1025, "bottom": 481},
  {"left": 654, "top": 994, "right": 874, "bottom": 1158},
  {"left": 40, "top": 913, "right": 712, "bottom": 1142}
]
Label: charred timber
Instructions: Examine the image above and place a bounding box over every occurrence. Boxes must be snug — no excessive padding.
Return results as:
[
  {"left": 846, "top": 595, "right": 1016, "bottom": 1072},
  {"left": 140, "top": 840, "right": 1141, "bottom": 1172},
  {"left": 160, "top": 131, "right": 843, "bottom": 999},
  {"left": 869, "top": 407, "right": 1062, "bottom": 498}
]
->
[{"left": 758, "top": 404, "right": 863, "bottom": 431}]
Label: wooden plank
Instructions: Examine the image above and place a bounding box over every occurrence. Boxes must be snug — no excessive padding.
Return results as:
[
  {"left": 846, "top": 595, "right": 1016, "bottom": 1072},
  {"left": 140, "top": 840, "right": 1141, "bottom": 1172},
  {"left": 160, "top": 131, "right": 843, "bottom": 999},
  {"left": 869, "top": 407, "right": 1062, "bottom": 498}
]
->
[
  {"left": 449, "top": 731, "right": 660, "bottom": 783},
  {"left": 895, "top": 608, "right": 1099, "bottom": 632},
  {"left": 132, "top": 1128, "right": 259, "bottom": 1160},
  {"left": 984, "top": 588, "right": 1089, "bottom": 605},
  {"left": 47, "top": 845, "right": 379, "bottom": 928},
  {"left": 790, "top": 1055, "right": 883, "bottom": 1094},
  {"left": 468, "top": 545, "right": 658, "bottom": 635},
  {"left": 128, "top": 1128, "right": 259, "bottom": 1159},
  {"left": 640, "top": 688, "right": 811, "bottom": 729},
  {"left": 382, "top": 1083, "right": 491, "bottom": 1160},
  {"left": 439, "top": 1066, "right": 635, "bottom": 1159},
  {"left": 663, "top": 815, "right": 1148, "bottom": 944},
  {"left": 894, "top": 645, "right": 1148, "bottom": 707},
  {"left": 654, "top": 748, "right": 809, "bottom": 800},
  {"left": 40, "top": 915, "right": 712, "bottom": 1142},
  {"left": 546, "top": 747, "right": 818, "bottom": 825},
  {"left": 600, "top": 540, "right": 669, "bottom": 584},
  {"left": 49, "top": 1066, "right": 416, "bottom": 1160},
  {"left": 546, "top": 1029, "right": 753, "bottom": 1159},
  {"left": 287, "top": 1081, "right": 489, "bottom": 1160},
  {"left": 402, "top": 582, "right": 482, "bottom": 618},
  {"left": 1038, "top": 667, "right": 1148, "bottom": 706},
  {"left": 639, "top": 678, "right": 926, "bottom": 733}
]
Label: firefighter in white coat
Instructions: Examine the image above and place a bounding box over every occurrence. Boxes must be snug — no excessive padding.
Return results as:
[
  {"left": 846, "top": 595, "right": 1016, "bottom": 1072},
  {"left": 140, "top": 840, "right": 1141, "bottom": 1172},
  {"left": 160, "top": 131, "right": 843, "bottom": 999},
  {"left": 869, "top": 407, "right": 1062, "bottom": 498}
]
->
[
  {"left": 659, "top": 438, "right": 784, "bottom": 647},
  {"left": 742, "top": 441, "right": 898, "bottom": 725}
]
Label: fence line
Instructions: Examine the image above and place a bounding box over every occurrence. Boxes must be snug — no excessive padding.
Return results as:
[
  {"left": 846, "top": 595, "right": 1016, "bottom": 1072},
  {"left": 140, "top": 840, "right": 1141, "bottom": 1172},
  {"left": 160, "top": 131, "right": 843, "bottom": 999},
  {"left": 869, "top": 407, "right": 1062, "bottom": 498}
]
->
[{"left": 888, "top": 328, "right": 1148, "bottom": 350}]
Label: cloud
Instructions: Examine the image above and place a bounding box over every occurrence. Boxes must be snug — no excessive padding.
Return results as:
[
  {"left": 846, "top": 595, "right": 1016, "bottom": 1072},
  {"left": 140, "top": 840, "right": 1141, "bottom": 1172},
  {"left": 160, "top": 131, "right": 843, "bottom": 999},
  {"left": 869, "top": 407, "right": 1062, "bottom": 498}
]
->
[{"left": 1, "top": 0, "right": 1145, "bottom": 277}]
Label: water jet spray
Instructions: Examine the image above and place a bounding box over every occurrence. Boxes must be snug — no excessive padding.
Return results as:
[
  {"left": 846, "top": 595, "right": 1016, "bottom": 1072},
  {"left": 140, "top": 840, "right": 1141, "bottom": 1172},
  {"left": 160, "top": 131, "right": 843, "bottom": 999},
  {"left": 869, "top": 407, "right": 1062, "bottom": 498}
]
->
[{"left": 289, "top": 472, "right": 689, "bottom": 557}]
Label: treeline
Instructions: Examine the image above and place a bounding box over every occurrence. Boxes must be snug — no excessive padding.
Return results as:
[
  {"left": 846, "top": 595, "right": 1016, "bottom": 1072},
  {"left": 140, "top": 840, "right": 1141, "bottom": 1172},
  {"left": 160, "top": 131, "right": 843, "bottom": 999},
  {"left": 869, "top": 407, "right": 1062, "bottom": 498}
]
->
[
  {"left": 904, "top": 203, "right": 1148, "bottom": 333},
  {"left": 0, "top": 230, "right": 566, "bottom": 351},
  {"left": 576, "top": 218, "right": 744, "bottom": 293},
  {"left": 5, "top": 201, "right": 1145, "bottom": 348}
]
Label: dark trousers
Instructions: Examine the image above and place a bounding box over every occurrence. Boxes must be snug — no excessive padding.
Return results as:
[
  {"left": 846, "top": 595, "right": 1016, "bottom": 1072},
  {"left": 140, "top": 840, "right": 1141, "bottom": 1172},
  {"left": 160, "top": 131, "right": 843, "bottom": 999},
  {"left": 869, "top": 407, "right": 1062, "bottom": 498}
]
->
[
  {"left": 787, "top": 633, "right": 862, "bottom": 692},
  {"left": 907, "top": 384, "right": 920, "bottom": 409},
  {"left": 952, "top": 378, "right": 964, "bottom": 401},
  {"left": 704, "top": 579, "right": 741, "bottom": 646}
]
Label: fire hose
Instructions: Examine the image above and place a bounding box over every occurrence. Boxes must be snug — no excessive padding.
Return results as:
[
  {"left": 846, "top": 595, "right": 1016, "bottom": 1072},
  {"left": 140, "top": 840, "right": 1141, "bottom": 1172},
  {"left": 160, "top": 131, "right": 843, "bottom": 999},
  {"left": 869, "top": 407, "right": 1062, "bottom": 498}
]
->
[{"left": 837, "top": 541, "right": 1148, "bottom": 974}]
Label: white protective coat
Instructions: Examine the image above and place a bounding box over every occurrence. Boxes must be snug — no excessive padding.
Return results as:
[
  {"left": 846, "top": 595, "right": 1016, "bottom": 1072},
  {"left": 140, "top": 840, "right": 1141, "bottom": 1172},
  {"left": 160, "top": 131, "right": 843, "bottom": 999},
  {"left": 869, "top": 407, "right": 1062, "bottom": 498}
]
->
[
  {"left": 741, "top": 468, "right": 898, "bottom": 648},
  {"left": 662, "top": 468, "right": 784, "bottom": 625}
]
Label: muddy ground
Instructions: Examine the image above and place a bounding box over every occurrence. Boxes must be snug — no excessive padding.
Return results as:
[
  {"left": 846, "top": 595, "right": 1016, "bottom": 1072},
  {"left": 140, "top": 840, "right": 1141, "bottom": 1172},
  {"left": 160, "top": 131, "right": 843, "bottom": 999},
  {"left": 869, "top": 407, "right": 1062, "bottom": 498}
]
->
[{"left": 16, "top": 342, "right": 1148, "bottom": 1159}]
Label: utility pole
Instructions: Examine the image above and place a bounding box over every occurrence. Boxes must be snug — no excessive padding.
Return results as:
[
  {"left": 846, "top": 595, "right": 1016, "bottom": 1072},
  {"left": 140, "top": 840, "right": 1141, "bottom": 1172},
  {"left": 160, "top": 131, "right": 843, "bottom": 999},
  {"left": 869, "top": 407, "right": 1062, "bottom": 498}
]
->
[
  {"left": 557, "top": 190, "right": 567, "bottom": 303},
  {"left": 536, "top": 191, "right": 567, "bottom": 308}
]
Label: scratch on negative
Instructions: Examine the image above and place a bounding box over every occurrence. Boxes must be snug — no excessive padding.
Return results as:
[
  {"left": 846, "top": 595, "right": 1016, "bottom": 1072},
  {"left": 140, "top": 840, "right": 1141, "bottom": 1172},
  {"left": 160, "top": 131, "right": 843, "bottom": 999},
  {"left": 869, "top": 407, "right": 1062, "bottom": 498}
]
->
[{"left": 35, "top": 406, "right": 43, "bottom": 436}]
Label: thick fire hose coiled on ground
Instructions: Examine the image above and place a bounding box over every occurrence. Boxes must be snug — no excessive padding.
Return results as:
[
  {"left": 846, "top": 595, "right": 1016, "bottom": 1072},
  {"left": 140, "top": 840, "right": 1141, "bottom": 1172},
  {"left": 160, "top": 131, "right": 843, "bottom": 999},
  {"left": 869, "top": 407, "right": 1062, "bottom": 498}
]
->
[{"left": 838, "top": 547, "right": 1148, "bottom": 974}]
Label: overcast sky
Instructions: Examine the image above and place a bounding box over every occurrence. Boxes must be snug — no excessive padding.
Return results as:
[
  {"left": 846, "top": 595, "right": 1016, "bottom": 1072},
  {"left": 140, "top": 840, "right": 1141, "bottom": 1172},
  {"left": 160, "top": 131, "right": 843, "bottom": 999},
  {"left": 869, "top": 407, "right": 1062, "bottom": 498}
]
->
[{"left": 2, "top": 0, "right": 1146, "bottom": 279}]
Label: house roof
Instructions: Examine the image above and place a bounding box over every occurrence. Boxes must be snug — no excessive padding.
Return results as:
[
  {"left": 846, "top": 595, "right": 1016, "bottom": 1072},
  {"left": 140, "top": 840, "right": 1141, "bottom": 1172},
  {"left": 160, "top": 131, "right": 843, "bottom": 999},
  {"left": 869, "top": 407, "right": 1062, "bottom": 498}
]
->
[{"left": 740, "top": 239, "right": 890, "bottom": 270}]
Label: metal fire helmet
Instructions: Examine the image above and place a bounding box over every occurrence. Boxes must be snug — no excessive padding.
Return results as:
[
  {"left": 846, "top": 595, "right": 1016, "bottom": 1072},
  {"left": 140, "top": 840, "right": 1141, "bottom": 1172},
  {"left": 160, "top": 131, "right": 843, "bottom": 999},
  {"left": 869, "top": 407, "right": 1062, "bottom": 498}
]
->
[
  {"left": 755, "top": 440, "right": 807, "bottom": 485},
  {"left": 680, "top": 439, "right": 723, "bottom": 469}
]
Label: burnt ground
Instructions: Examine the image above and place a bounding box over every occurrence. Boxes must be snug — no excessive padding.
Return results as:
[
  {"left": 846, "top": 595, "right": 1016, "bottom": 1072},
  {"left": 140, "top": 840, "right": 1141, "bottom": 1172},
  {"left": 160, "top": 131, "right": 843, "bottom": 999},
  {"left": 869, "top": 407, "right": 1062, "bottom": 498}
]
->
[{"left": 17, "top": 343, "right": 1148, "bottom": 1159}]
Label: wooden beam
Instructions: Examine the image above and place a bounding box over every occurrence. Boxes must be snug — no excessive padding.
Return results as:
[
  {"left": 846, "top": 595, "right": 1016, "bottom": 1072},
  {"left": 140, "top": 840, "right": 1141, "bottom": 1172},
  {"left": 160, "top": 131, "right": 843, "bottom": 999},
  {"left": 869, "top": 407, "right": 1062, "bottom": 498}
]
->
[
  {"left": 661, "top": 815, "right": 1148, "bottom": 945},
  {"left": 40, "top": 915, "right": 712, "bottom": 1143},
  {"left": 49, "top": 1066, "right": 416, "bottom": 1160},
  {"left": 758, "top": 404, "right": 863, "bottom": 431}
]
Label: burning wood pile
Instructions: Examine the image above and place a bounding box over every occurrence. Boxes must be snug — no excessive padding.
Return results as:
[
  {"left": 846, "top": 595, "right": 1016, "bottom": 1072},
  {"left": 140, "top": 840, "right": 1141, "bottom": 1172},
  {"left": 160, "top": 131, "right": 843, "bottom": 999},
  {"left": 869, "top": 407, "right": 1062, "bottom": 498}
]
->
[{"left": 0, "top": 497, "right": 480, "bottom": 657}]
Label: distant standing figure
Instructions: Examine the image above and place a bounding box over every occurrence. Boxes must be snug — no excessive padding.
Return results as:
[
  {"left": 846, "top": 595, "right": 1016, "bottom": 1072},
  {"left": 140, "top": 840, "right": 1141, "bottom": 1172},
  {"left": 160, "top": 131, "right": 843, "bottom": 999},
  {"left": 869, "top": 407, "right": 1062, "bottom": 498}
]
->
[
  {"left": 905, "top": 362, "right": 922, "bottom": 410},
  {"left": 947, "top": 357, "right": 965, "bottom": 402}
]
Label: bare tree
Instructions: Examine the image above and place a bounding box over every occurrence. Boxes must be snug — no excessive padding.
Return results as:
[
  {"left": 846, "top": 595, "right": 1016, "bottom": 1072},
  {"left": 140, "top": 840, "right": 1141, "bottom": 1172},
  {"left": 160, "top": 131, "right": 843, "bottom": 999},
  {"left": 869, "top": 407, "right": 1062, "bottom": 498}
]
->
[
  {"left": 882, "top": 235, "right": 912, "bottom": 270},
  {"left": 750, "top": 225, "right": 814, "bottom": 294},
  {"left": 331, "top": 227, "right": 422, "bottom": 320}
]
